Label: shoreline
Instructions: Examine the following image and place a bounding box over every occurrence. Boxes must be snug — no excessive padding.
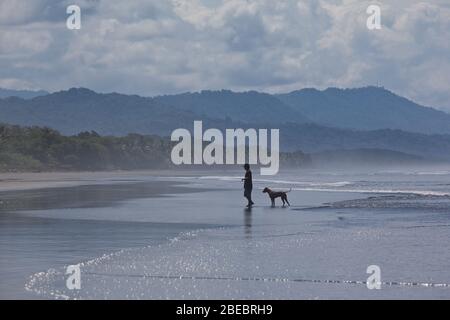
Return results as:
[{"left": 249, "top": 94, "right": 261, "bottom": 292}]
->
[
  {"left": 0, "top": 170, "right": 178, "bottom": 192},
  {"left": 0, "top": 169, "right": 252, "bottom": 192}
]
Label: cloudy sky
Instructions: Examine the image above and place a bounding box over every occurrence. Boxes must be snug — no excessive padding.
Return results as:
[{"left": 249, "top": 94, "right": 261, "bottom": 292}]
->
[{"left": 0, "top": 0, "right": 449, "bottom": 110}]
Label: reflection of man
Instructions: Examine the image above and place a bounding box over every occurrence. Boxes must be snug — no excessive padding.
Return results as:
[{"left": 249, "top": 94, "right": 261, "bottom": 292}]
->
[{"left": 242, "top": 164, "right": 254, "bottom": 208}]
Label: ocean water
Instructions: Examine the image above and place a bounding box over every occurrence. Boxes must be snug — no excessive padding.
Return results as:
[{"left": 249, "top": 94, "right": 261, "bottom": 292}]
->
[{"left": 1, "top": 168, "right": 450, "bottom": 299}]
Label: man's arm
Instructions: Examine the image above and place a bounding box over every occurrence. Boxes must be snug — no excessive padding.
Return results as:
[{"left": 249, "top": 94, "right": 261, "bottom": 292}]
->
[{"left": 242, "top": 172, "right": 251, "bottom": 182}]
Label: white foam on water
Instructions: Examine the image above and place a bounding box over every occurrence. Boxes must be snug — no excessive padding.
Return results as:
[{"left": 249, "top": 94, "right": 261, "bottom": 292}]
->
[
  {"left": 254, "top": 179, "right": 352, "bottom": 187},
  {"left": 198, "top": 176, "right": 242, "bottom": 181},
  {"left": 195, "top": 175, "right": 353, "bottom": 187},
  {"left": 172, "top": 176, "right": 450, "bottom": 197},
  {"left": 367, "top": 170, "right": 450, "bottom": 176},
  {"left": 413, "top": 171, "right": 450, "bottom": 175},
  {"left": 290, "top": 187, "right": 450, "bottom": 197}
]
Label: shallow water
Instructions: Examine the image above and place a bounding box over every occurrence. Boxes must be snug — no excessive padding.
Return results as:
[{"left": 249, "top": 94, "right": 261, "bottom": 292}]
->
[
  {"left": 0, "top": 179, "right": 210, "bottom": 299},
  {"left": 1, "top": 168, "right": 450, "bottom": 299}
]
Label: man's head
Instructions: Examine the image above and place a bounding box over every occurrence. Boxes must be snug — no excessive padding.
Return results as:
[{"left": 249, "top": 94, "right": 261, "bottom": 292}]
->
[{"left": 243, "top": 163, "right": 250, "bottom": 171}]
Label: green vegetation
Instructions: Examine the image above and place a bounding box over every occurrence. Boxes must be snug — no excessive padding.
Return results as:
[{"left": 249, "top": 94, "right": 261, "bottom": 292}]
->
[
  {"left": 0, "top": 124, "right": 172, "bottom": 172},
  {"left": 0, "top": 124, "right": 312, "bottom": 172}
]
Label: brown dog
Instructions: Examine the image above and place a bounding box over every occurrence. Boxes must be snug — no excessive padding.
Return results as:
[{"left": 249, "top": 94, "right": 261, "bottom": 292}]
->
[{"left": 262, "top": 187, "right": 291, "bottom": 207}]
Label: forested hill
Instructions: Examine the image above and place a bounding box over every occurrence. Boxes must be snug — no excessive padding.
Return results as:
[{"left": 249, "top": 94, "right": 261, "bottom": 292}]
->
[
  {"left": 0, "top": 124, "right": 173, "bottom": 171},
  {"left": 0, "top": 124, "right": 312, "bottom": 172}
]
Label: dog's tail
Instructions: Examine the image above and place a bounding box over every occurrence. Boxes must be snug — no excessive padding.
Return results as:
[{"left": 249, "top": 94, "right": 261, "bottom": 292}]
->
[{"left": 286, "top": 188, "right": 292, "bottom": 193}]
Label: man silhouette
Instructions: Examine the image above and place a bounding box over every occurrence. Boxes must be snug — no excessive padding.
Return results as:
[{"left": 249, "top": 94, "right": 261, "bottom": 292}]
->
[{"left": 242, "top": 163, "right": 254, "bottom": 207}]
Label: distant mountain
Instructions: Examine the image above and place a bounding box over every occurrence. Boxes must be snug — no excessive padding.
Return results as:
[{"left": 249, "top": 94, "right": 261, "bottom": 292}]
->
[
  {"left": 154, "top": 90, "right": 309, "bottom": 124},
  {"left": 0, "top": 88, "right": 48, "bottom": 99},
  {"left": 2, "top": 86, "right": 450, "bottom": 135},
  {"left": 276, "top": 86, "right": 450, "bottom": 134},
  {"left": 2, "top": 87, "right": 450, "bottom": 161},
  {"left": 0, "top": 88, "right": 206, "bottom": 136},
  {"left": 278, "top": 123, "right": 450, "bottom": 160},
  {"left": 0, "top": 88, "right": 309, "bottom": 136}
]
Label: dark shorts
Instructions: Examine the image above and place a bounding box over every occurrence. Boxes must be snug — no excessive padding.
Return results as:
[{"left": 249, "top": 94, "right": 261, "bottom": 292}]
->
[{"left": 244, "top": 188, "right": 252, "bottom": 198}]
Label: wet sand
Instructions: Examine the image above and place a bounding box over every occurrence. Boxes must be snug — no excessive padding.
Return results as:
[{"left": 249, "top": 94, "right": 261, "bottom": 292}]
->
[
  {"left": 0, "top": 170, "right": 194, "bottom": 192},
  {"left": 0, "top": 173, "right": 215, "bottom": 299}
]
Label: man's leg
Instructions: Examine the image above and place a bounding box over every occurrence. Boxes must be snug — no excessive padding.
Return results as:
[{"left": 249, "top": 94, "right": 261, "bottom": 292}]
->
[
  {"left": 248, "top": 189, "right": 254, "bottom": 206},
  {"left": 244, "top": 189, "right": 252, "bottom": 207}
]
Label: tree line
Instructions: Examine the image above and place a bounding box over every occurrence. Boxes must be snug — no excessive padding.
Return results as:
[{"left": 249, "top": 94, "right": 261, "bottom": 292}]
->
[{"left": 0, "top": 124, "right": 311, "bottom": 172}]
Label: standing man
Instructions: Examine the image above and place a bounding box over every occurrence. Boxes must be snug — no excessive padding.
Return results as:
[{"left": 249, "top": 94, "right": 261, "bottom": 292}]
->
[{"left": 242, "top": 163, "right": 254, "bottom": 208}]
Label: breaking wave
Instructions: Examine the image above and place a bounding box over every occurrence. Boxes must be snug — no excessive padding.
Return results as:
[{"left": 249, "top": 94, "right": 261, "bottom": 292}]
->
[{"left": 196, "top": 175, "right": 352, "bottom": 187}]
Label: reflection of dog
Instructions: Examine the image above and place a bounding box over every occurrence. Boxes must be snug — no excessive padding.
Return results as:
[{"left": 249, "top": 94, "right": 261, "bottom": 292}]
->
[{"left": 262, "top": 187, "right": 291, "bottom": 207}]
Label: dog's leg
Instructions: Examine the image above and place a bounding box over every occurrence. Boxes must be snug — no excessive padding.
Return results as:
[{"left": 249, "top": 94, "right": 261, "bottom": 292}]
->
[
  {"left": 271, "top": 197, "right": 275, "bottom": 207},
  {"left": 281, "top": 194, "right": 290, "bottom": 206}
]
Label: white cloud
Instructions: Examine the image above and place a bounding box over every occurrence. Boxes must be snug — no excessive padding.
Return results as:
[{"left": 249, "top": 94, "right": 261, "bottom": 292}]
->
[
  {"left": 0, "top": 0, "right": 449, "bottom": 110},
  {"left": 0, "top": 0, "right": 46, "bottom": 25}
]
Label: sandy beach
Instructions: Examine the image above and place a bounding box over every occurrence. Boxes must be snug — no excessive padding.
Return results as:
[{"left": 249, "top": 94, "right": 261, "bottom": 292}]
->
[{"left": 0, "top": 170, "right": 206, "bottom": 192}]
